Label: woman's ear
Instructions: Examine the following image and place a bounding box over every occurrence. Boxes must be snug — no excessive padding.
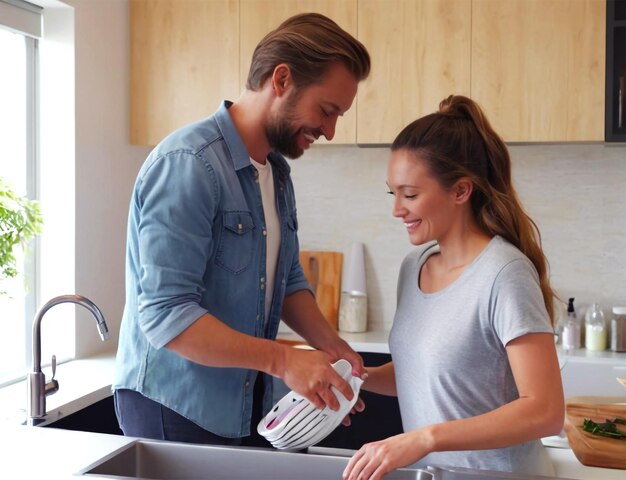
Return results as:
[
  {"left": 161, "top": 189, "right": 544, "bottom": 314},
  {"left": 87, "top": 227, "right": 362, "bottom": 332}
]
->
[
  {"left": 454, "top": 178, "right": 473, "bottom": 204},
  {"left": 271, "top": 64, "right": 292, "bottom": 97}
]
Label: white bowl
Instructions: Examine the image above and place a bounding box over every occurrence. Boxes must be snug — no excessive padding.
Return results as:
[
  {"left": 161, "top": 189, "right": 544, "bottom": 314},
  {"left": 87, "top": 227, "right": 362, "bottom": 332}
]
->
[{"left": 257, "top": 359, "right": 363, "bottom": 450}]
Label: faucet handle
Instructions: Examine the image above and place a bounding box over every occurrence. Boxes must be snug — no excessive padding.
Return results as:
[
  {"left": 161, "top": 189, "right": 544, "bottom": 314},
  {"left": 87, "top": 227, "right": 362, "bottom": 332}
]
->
[{"left": 44, "top": 355, "right": 59, "bottom": 397}]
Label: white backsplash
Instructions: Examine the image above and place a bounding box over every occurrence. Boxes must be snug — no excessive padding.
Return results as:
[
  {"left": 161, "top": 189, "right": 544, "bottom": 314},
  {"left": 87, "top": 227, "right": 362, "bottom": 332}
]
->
[{"left": 289, "top": 144, "right": 626, "bottom": 332}]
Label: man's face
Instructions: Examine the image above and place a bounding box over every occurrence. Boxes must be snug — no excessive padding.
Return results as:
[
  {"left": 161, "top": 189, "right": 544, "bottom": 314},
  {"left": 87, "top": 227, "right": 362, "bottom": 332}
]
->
[{"left": 266, "top": 63, "right": 358, "bottom": 159}]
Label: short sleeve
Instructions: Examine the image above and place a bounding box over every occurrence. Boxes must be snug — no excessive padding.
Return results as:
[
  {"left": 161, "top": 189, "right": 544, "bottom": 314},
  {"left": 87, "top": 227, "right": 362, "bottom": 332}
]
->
[{"left": 490, "top": 258, "right": 553, "bottom": 346}]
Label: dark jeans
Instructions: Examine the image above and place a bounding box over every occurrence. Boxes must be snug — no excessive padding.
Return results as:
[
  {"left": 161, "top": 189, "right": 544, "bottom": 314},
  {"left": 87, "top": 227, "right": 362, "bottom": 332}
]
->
[{"left": 114, "top": 376, "right": 271, "bottom": 447}]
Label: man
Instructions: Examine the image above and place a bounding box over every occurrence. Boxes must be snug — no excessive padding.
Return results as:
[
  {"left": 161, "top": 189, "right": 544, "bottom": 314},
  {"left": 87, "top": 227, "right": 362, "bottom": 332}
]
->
[{"left": 113, "top": 13, "right": 371, "bottom": 446}]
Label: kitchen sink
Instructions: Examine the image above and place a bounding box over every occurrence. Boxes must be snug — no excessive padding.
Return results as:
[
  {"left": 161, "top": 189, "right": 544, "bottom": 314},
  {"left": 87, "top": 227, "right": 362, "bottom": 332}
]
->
[{"left": 77, "top": 440, "right": 429, "bottom": 479}]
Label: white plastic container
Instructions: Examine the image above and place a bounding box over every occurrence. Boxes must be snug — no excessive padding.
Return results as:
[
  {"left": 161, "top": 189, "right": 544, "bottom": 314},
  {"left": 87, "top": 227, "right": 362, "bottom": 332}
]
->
[{"left": 611, "top": 306, "right": 626, "bottom": 352}]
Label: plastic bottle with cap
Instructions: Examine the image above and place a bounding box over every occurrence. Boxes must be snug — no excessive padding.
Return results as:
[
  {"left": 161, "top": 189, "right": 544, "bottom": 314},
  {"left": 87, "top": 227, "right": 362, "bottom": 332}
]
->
[
  {"left": 562, "top": 297, "right": 581, "bottom": 351},
  {"left": 584, "top": 303, "right": 607, "bottom": 351}
]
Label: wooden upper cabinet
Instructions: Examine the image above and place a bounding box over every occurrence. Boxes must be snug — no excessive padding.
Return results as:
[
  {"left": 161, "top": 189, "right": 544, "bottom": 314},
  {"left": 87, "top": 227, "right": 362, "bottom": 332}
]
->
[
  {"left": 129, "top": 0, "right": 607, "bottom": 146},
  {"left": 130, "top": 0, "right": 240, "bottom": 146},
  {"left": 471, "top": 0, "right": 605, "bottom": 142},
  {"left": 239, "top": 0, "right": 358, "bottom": 144},
  {"left": 357, "top": 0, "right": 472, "bottom": 144}
]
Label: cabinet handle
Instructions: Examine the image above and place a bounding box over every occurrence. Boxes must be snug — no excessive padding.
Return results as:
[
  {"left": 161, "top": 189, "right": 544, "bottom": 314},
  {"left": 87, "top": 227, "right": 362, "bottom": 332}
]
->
[{"left": 619, "top": 76, "right": 624, "bottom": 129}]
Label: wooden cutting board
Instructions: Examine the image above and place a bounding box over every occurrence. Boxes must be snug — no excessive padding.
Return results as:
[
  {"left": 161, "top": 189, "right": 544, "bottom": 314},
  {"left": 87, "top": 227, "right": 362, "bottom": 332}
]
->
[
  {"left": 299, "top": 251, "right": 342, "bottom": 330},
  {"left": 563, "top": 396, "right": 626, "bottom": 470}
]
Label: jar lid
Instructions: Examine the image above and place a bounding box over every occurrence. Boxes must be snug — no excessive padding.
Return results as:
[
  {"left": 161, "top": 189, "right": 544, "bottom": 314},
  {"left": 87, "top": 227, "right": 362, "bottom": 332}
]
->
[{"left": 612, "top": 306, "right": 626, "bottom": 315}]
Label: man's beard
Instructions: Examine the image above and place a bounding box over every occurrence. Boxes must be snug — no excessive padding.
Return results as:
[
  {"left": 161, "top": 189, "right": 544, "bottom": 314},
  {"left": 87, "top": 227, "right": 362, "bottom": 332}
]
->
[{"left": 265, "top": 93, "right": 305, "bottom": 159}]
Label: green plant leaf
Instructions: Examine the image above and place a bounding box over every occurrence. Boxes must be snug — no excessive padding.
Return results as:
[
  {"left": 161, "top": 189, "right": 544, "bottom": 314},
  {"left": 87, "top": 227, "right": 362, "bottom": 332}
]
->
[{"left": 0, "top": 177, "right": 43, "bottom": 293}]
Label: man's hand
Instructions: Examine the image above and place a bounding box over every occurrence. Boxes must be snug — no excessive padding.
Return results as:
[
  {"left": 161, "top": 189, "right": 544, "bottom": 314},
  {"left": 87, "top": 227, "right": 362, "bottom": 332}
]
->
[{"left": 279, "top": 347, "right": 355, "bottom": 410}]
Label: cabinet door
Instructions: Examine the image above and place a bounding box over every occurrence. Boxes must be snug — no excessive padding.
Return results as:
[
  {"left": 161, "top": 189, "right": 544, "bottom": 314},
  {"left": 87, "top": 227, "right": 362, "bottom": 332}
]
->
[
  {"left": 240, "top": 1, "right": 358, "bottom": 144},
  {"left": 560, "top": 358, "right": 626, "bottom": 398},
  {"left": 471, "top": 0, "right": 605, "bottom": 142},
  {"left": 357, "top": 0, "right": 471, "bottom": 144},
  {"left": 130, "top": 0, "right": 240, "bottom": 146}
]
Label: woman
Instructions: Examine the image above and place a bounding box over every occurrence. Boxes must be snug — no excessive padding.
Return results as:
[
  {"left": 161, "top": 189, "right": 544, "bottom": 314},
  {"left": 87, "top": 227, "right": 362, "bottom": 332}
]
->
[{"left": 343, "top": 96, "right": 564, "bottom": 480}]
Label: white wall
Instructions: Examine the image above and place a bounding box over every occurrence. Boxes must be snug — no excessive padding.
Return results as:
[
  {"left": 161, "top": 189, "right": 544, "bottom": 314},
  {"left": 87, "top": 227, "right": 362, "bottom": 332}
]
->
[
  {"left": 291, "top": 144, "right": 626, "bottom": 331},
  {"left": 67, "top": 0, "right": 626, "bottom": 354},
  {"left": 67, "top": 0, "right": 150, "bottom": 357}
]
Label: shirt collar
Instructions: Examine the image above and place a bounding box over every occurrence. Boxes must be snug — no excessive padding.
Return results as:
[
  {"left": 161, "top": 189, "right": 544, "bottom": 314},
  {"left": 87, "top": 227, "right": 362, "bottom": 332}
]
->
[
  {"left": 215, "top": 100, "right": 292, "bottom": 175},
  {"left": 214, "top": 100, "right": 252, "bottom": 172}
]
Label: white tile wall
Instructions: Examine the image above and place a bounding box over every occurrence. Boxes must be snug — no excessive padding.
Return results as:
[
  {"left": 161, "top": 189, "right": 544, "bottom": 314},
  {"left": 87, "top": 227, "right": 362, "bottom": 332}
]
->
[{"left": 290, "top": 144, "right": 626, "bottom": 331}]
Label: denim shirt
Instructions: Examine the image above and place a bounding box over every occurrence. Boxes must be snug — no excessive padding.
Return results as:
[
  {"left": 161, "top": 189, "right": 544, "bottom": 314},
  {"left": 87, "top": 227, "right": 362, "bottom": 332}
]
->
[{"left": 113, "top": 101, "right": 311, "bottom": 438}]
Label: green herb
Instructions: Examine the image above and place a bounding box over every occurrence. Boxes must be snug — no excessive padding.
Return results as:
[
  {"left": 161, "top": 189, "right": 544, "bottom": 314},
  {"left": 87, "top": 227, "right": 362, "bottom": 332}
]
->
[
  {"left": 582, "top": 417, "right": 626, "bottom": 440},
  {"left": 0, "top": 178, "right": 43, "bottom": 295}
]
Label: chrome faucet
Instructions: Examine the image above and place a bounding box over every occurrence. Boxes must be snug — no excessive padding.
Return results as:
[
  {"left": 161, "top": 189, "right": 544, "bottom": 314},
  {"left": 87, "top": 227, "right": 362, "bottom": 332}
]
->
[{"left": 27, "top": 294, "right": 110, "bottom": 425}]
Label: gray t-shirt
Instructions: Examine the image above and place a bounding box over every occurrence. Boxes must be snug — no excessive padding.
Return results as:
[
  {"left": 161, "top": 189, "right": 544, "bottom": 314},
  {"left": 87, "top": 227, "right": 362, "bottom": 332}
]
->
[{"left": 389, "top": 236, "right": 555, "bottom": 475}]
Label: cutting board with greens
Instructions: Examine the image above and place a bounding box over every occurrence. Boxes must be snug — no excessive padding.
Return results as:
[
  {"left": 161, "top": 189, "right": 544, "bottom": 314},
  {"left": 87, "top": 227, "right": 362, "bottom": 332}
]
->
[{"left": 564, "top": 396, "right": 626, "bottom": 470}]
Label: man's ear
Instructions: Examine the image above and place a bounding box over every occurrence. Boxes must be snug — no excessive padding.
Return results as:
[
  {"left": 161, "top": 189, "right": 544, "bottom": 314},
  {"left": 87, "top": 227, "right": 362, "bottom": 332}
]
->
[
  {"left": 271, "top": 64, "right": 292, "bottom": 97},
  {"left": 454, "top": 178, "right": 473, "bottom": 204}
]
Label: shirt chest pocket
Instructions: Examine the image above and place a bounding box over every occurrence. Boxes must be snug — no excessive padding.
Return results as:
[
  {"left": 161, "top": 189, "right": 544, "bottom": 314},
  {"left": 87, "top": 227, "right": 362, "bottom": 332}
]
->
[{"left": 215, "top": 211, "right": 255, "bottom": 274}]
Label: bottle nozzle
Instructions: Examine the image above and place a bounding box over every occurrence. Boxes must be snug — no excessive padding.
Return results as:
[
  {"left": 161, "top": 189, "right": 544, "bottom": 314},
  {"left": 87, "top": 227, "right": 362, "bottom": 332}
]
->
[{"left": 567, "top": 297, "right": 575, "bottom": 314}]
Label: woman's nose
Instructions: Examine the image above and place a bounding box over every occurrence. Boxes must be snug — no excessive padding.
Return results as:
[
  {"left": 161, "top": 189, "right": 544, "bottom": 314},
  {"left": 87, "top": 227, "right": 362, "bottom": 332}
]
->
[{"left": 391, "top": 198, "right": 406, "bottom": 218}]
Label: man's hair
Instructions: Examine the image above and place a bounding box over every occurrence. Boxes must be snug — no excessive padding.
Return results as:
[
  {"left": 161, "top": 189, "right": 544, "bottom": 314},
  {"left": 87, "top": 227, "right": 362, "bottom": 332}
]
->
[{"left": 246, "top": 13, "right": 370, "bottom": 91}]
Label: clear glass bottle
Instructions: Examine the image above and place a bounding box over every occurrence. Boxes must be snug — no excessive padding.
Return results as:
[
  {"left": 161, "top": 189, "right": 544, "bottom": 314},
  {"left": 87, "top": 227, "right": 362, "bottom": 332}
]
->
[
  {"left": 562, "top": 297, "right": 581, "bottom": 351},
  {"left": 338, "top": 291, "right": 367, "bottom": 333},
  {"left": 584, "top": 303, "right": 607, "bottom": 351}
]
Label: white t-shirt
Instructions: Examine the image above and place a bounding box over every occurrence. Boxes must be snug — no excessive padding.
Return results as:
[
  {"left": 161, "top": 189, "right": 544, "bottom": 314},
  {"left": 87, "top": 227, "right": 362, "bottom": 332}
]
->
[
  {"left": 389, "top": 236, "right": 554, "bottom": 475},
  {"left": 250, "top": 158, "right": 281, "bottom": 324}
]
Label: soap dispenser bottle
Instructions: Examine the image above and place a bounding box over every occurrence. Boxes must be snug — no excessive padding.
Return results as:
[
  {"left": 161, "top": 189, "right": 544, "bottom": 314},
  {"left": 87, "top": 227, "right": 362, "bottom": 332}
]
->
[{"left": 562, "top": 297, "right": 581, "bottom": 351}]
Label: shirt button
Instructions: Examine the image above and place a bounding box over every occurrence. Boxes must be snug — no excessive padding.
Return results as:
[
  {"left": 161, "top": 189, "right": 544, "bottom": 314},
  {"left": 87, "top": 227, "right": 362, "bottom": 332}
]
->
[
  {"left": 245, "top": 381, "right": 250, "bottom": 388},
  {"left": 237, "top": 223, "right": 243, "bottom": 232},
  {"left": 262, "top": 229, "right": 267, "bottom": 236}
]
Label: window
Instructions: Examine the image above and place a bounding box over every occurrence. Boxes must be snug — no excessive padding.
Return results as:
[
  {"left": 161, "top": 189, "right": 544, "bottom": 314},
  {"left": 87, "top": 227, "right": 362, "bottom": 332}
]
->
[
  {"left": 0, "top": 0, "right": 77, "bottom": 388},
  {"left": 0, "top": 0, "right": 41, "bottom": 386}
]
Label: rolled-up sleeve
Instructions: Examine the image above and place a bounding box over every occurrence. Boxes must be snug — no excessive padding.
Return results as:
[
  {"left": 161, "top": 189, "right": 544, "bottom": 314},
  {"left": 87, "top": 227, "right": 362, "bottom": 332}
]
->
[{"left": 135, "top": 151, "right": 218, "bottom": 349}]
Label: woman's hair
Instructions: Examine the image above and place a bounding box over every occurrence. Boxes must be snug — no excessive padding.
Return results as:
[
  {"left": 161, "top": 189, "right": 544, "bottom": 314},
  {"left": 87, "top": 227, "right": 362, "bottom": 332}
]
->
[
  {"left": 392, "top": 95, "right": 556, "bottom": 324},
  {"left": 246, "top": 13, "right": 370, "bottom": 91}
]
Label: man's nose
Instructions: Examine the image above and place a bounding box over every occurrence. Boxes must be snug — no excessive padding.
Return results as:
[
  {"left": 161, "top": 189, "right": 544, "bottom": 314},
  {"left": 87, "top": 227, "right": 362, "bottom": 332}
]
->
[{"left": 320, "top": 116, "right": 337, "bottom": 141}]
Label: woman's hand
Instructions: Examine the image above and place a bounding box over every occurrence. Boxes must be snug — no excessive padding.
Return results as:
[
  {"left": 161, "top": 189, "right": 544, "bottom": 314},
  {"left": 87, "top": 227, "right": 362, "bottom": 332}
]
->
[
  {"left": 341, "top": 396, "right": 366, "bottom": 426},
  {"left": 342, "top": 430, "right": 430, "bottom": 480}
]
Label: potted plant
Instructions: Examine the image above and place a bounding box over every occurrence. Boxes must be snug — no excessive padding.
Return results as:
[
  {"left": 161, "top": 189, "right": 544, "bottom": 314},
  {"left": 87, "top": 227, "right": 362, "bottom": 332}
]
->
[{"left": 0, "top": 177, "right": 43, "bottom": 295}]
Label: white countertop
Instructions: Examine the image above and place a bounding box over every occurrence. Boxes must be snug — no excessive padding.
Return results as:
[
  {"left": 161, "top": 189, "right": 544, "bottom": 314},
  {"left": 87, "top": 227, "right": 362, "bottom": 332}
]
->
[
  {"left": 557, "top": 345, "right": 626, "bottom": 364},
  {"left": 278, "top": 328, "right": 391, "bottom": 353},
  {"left": 278, "top": 327, "right": 626, "bottom": 362},
  {"left": 0, "top": 353, "right": 116, "bottom": 426},
  {"left": 0, "top": 353, "right": 624, "bottom": 479}
]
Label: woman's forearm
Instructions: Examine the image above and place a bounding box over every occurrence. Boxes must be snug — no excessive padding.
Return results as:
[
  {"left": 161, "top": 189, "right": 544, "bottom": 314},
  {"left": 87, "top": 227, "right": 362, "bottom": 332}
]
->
[{"left": 362, "top": 362, "right": 397, "bottom": 396}]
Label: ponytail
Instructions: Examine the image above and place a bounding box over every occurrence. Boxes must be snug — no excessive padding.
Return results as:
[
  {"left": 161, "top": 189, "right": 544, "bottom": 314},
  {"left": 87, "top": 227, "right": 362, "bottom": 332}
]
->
[{"left": 392, "top": 95, "right": 556, "bottom": 324}]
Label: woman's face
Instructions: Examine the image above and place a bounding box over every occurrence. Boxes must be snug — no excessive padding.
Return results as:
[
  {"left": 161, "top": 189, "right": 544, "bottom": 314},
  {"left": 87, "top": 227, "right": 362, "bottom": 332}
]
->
[{"left": 387, "top": 149, "right": 459, "bottom": 245}]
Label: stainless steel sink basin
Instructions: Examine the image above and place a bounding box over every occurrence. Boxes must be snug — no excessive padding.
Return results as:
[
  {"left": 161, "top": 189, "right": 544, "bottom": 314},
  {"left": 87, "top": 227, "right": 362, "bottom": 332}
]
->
[{"left": 77, "top": 440, "right": 430, "bottom": 479}]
